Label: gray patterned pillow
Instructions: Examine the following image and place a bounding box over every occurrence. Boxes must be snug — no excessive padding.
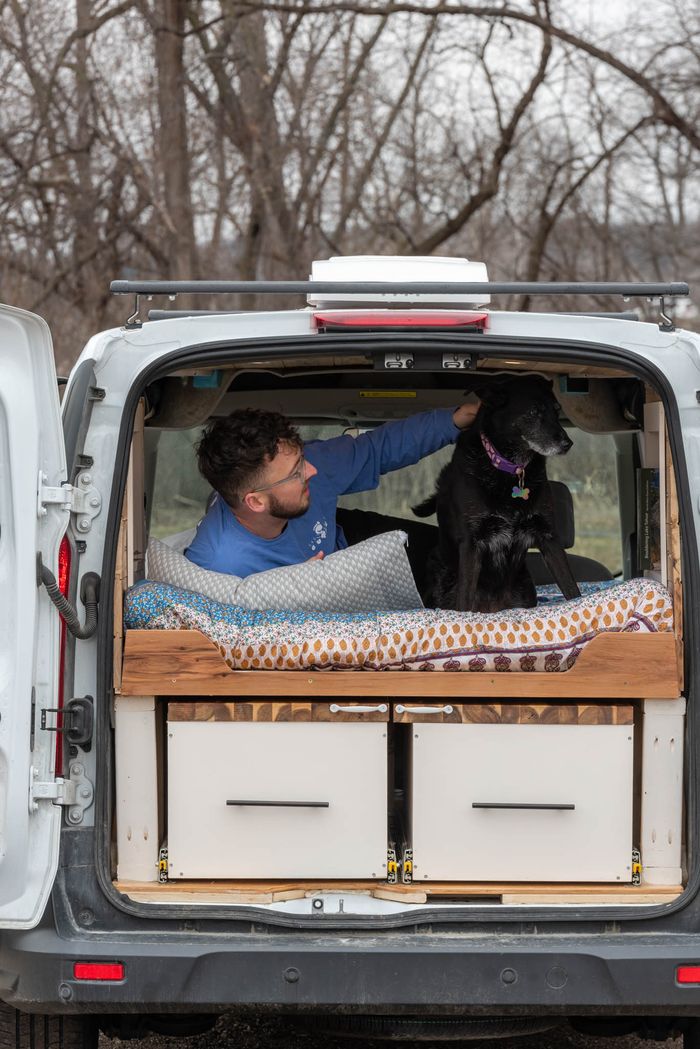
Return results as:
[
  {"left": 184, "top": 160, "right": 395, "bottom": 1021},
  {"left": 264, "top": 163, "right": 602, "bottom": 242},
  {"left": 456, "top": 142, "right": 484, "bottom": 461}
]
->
[{"left": 146, "top": 531, "right": 423, "bottom": 612}]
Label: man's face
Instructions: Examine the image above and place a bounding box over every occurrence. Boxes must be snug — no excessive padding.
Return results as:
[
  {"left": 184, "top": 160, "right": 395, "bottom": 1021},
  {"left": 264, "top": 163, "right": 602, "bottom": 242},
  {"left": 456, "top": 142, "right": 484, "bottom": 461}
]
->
[{"left": 250, "top": 442, "right": 317, "bottom": 519}]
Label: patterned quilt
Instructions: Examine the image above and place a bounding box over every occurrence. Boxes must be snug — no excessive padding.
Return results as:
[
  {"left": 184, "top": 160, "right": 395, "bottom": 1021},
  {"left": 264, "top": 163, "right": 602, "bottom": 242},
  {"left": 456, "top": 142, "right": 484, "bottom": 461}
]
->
[{"left": 124, "top": 578, "right": 673, "bottom": 673}]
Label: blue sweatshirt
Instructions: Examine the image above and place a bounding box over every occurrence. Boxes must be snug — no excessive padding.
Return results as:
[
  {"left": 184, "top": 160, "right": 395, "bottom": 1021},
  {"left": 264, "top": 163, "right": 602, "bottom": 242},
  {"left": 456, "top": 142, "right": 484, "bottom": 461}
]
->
[{"left": 185, "top": 408, "right": 459, "bottom": 577}]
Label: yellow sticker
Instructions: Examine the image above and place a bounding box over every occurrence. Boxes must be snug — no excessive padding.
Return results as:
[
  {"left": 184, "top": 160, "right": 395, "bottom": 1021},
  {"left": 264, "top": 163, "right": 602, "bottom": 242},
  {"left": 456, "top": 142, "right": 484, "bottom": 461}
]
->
[{"left": 359, "top": 391, "right": 417, "bottom": 398}]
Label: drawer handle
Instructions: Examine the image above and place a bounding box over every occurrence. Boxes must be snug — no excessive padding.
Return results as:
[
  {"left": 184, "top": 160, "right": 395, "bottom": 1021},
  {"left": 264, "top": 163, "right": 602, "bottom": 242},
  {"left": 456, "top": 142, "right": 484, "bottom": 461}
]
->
[
  {"left": 329, "top": 703, "right": 388, "bottom": 714},
  {"left": 472, "top": 802, "right": 575, "bottom": 811},
  {"left": 395, "top": 704, "right": 454, "bottom": 715},
  {"left": 226, "top": 800, "right": 330, "bottom": 808}
]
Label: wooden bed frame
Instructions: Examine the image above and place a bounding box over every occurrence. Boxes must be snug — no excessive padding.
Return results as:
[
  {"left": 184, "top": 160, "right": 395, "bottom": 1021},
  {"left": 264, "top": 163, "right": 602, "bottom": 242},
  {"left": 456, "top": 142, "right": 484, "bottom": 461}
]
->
[{"left": 119, "top": 627, "right": 682, "bottom": 699}]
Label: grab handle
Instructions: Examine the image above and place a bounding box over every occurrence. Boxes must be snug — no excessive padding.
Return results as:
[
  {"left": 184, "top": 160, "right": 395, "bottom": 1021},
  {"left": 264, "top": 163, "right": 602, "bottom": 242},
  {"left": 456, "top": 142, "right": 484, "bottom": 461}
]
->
[
  {"left": 329, "top": 703, "right": 388, "bottom": 714},
  {"left": 395, "top": 704, "right": 454, "bottom": 716},
  {"left": 227, "top": 800, "right": 329, "bottom": 808},
  {"left": 472, "top": 802, "right": 575, "bottom": 811}
]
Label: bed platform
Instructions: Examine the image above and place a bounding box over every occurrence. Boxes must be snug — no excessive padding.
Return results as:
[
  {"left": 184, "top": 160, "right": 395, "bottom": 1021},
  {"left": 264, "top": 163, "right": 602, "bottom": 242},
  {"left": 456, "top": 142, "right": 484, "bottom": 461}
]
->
[{"left": 119, "top": 627, "right": 681, "bottom": 698}]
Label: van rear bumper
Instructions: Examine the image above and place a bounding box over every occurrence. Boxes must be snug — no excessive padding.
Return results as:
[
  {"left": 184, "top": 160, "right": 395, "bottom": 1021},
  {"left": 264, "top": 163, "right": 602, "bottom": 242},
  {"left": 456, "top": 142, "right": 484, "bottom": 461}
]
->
[{"left": 2, "top": 926, "right": 700, "bottom": 1015}]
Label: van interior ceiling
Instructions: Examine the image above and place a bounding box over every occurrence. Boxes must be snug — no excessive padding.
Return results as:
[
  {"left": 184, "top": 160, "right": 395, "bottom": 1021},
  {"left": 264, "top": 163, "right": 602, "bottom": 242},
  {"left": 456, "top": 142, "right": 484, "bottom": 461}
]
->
[{"left": 111, "top": 348, "right": 685, "bottom": 919}]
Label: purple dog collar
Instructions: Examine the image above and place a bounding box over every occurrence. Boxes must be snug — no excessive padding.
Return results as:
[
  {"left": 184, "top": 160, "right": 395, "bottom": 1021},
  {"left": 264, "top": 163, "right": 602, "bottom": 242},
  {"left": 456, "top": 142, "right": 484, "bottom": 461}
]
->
[{"left": 480, "top": 432, "right": 530, "bottom": 499}]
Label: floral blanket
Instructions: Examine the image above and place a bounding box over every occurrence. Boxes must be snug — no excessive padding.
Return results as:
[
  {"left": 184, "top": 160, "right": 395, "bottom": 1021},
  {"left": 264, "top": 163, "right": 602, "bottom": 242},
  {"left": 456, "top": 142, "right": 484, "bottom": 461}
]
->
[{"left": 124, "top": 578, "right": 673, "bottom": 673}]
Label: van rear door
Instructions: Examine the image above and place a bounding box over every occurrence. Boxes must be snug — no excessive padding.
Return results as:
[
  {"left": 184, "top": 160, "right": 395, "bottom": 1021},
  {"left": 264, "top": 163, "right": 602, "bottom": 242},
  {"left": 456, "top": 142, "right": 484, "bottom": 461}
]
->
[{"left": 0, "top": 305, "right": 67, "bottom": 928}]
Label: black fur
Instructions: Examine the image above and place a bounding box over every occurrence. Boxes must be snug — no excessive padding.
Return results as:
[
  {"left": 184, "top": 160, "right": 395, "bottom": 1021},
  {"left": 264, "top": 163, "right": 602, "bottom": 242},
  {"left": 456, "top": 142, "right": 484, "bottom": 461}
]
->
[{"left": 414, "top": 376, "right": 581, "bottom": 612}]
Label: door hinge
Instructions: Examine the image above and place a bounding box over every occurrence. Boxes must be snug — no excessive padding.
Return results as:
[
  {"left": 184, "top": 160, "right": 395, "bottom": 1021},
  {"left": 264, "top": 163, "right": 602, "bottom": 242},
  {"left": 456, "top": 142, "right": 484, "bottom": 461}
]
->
[
  {"left": 30, "top": 762, "right": 94, "bottom": 824},
  {"left": 38, "top": 470, "right": 102, "bottom": 534}
]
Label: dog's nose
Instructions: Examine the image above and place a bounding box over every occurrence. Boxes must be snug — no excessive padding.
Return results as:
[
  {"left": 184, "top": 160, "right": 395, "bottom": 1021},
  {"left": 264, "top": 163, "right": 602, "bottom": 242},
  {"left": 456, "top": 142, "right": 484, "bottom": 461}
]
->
[{"left": 560, "top": 434, "right": 573, "bottom": 452}]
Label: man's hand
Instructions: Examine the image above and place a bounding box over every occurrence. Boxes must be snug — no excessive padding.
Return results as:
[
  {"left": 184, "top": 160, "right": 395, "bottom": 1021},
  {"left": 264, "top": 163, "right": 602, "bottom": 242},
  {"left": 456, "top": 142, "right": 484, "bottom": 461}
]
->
[{"left": 453, "top": 400, "right": 481, "bottom": 430}]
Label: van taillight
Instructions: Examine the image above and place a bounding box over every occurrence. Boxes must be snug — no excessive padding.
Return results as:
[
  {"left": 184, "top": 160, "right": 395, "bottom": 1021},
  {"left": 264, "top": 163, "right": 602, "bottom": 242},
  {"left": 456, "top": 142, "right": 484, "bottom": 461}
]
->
[
  {"left": 677, "top": 966, "right": 700, "bottom": 984},
  {"left": 313, "top": 310, "right": 489, "bottom": 332},
  {"left": 73, "top": 962, "right": 125, "bottom": 982},
  {"left": 56, "top": 536, "right": 71, "bottom": 773}
]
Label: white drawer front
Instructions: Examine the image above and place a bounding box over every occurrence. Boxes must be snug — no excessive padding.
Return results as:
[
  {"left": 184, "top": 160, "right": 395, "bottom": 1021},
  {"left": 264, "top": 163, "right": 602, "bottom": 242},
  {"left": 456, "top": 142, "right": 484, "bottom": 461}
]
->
[
  {"left": 168, "top": 722, "right": 387, "bottom": 879},
  {"left": 411, "top": 724, "right": 633, "bottom": 882}
]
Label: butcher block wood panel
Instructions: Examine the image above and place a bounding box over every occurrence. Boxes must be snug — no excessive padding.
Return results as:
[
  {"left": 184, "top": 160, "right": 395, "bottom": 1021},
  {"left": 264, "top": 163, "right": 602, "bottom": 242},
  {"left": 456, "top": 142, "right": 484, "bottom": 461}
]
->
[
  {"left": 392, "top": 703, "right": 634, "bottom": 724},
  {"left": 167, "top": 700, "right": 389, "bottom": 722}
]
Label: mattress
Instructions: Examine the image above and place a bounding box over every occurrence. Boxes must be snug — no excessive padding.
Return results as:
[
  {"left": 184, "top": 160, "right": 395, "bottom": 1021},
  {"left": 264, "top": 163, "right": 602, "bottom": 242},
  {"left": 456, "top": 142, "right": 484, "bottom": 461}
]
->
[{"left": 123, "top": 578, "right": 673, "bottom": 674}]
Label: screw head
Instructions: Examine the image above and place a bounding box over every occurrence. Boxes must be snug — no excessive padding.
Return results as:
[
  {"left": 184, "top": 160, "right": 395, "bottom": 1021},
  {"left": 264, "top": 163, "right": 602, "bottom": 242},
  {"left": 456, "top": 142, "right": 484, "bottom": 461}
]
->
[
  {"left": 68, "top": 809, "right": 81, "bottom": 823},
  {"left": 80, "top": 473, "right": 92, "bottom": 486},
  {"left": 77, "top": 519, "right": 89, "bottom": 531}
]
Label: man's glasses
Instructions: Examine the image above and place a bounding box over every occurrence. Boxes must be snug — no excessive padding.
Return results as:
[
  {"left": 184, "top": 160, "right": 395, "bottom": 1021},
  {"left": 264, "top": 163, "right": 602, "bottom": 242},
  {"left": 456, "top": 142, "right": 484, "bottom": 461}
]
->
[{"left": 248, "top": 455, "right": 307, "bottom": 494}]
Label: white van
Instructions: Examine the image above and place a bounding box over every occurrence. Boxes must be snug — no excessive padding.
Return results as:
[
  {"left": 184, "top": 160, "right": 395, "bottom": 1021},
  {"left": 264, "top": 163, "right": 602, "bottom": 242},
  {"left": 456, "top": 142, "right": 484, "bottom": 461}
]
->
[{"left": 1, "top": 256, "right": 699, "bottom": 1047}]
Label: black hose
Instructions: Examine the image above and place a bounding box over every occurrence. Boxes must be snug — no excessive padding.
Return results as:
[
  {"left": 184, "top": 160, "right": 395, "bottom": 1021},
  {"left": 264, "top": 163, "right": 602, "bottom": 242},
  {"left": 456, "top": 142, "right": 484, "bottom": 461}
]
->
[{"left": 40, "top": 565, "right": 100, "bottom": 640}]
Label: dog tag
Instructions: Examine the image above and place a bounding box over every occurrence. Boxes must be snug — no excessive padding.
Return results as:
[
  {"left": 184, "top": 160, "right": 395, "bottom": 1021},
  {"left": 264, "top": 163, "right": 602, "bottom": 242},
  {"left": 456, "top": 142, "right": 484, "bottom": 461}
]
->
[{"left": 511, "top": 485, "right": 530, "bottom": 499}]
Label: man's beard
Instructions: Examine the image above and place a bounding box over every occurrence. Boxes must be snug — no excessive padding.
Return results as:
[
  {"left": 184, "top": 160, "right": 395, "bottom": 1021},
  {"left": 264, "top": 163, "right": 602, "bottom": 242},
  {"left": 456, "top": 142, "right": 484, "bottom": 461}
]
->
[{"left": 267, "top": 490, "right": 309, "bottom": 521}]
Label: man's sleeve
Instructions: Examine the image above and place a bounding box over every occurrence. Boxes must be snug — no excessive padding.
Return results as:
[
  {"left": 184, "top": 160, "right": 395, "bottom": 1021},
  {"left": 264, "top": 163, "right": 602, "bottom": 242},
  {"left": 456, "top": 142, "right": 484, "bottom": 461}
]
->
[{"left": 307, "top": 408, "right": 460, "bottom": 496}]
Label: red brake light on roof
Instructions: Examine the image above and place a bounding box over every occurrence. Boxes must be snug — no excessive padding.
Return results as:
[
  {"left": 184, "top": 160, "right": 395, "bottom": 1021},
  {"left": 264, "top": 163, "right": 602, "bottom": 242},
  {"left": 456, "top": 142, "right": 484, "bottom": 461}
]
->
[
  {"left": 677, "top": 966, "right": 700, "bottom": 984},
  {"left": 313, "top": 310, "right": 489, "bottom": 332},
  {"left": 73, "top": 962, "right": 125, "bottom": 982}
]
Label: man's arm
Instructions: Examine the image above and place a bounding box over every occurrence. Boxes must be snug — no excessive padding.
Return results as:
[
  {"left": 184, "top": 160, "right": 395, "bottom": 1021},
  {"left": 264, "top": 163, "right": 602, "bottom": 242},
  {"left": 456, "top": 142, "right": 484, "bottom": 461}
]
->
[{"left": 306, "top": 404, "right": 479, "bottom": 496}]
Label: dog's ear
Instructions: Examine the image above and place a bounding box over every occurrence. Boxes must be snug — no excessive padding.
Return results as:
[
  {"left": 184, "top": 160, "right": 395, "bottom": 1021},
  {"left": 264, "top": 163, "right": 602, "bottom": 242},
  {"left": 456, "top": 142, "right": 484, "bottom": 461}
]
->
[{"left": 469, "top": 383, "right": 508, "bottom": 410}]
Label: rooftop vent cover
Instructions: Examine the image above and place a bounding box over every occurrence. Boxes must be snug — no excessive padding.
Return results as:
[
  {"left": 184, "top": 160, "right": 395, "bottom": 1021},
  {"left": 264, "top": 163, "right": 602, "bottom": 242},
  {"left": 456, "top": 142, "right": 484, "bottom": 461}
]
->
[{"left": 308, "top": 255, "right": 490, "bottom": 307}]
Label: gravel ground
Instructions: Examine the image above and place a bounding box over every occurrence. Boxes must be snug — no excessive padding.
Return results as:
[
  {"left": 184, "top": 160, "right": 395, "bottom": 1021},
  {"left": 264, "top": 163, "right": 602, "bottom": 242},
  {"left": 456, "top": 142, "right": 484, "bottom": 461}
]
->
[{"left": 98, "top": 1013, "right": 684, "bottom": 1049}]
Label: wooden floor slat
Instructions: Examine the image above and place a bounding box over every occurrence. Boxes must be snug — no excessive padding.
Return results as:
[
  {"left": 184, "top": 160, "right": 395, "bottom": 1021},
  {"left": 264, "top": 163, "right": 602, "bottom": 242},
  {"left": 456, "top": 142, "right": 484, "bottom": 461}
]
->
[{"left": 115, "top": 878, "right": 683, "bottom": 907}]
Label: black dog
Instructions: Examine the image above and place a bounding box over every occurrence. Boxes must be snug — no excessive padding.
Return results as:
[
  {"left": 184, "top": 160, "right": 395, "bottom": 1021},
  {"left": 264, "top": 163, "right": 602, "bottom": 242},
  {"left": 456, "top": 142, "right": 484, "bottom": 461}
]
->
[{"left": 414, "top": 376, "right": 581, "bottom": 612}]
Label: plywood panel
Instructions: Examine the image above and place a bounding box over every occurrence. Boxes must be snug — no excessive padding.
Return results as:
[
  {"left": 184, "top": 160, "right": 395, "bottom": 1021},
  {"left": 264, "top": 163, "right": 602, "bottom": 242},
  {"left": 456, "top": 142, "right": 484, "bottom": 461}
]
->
[{"left": 114, "top": 877, "right": 682, "bottom": 907}]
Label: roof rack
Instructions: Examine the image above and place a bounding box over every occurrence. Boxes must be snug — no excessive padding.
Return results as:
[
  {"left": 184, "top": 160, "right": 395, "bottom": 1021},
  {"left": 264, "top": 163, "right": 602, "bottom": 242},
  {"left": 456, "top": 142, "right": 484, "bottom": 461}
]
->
[{"left": 110, "top": 279, "right": 688, "bottom": 331}]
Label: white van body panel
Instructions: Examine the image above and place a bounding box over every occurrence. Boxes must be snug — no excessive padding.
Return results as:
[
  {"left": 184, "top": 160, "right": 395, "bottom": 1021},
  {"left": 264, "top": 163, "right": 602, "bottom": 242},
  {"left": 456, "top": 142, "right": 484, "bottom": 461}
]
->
[{"left": 0, "top": 306, "right": 67, "bottom": 928}]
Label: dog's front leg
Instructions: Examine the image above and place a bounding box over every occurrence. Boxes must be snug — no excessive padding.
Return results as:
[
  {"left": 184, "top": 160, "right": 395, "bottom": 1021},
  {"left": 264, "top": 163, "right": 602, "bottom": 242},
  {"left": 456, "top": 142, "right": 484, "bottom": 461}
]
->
[
  {"left": 457, "top": 536, "right": 481, "bottom": 611},
  {"left": 538, "top": 536, "right": 581, "bottom": 600}
]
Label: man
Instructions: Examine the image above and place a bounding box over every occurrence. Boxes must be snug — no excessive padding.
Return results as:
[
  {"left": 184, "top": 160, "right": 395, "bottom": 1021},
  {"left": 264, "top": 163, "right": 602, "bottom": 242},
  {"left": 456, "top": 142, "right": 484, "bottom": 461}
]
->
[{"left": 185, "top": 402, "right": 479, "bottom": 577}]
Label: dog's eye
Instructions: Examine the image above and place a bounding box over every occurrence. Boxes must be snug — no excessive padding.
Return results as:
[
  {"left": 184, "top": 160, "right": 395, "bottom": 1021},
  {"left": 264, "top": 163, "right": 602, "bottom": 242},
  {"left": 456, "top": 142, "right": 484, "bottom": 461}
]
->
[{"left": 527, "top": 406, "right": 540, "bottom": 417}]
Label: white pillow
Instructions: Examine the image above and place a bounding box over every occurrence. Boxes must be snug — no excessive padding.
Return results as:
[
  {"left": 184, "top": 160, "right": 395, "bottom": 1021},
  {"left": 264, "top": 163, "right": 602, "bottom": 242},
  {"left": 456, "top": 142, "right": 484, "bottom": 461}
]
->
[{"left": 146, "top": 530, "right": 423, "bottom": 613}]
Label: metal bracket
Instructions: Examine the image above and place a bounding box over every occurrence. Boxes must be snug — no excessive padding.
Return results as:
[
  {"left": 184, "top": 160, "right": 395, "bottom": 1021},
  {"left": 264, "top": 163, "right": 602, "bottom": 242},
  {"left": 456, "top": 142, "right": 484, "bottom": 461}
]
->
[
  {"left": 402, "top": 847, "right": 414, "bottom": 884},
  {"left": 384, "top": 352, "right": 414, "bottom": 369},
  {"left": 442, "top": 352, "right": 477, "bottom": 370},
  {"left": 38, "top": 471, "right": 102, "bottom": 534},
  {"left": 30, "top": 762, "right": 93, "bottom": 823},
  {"left": 657, "top": 296, "right": 675, "bottom": 333}
]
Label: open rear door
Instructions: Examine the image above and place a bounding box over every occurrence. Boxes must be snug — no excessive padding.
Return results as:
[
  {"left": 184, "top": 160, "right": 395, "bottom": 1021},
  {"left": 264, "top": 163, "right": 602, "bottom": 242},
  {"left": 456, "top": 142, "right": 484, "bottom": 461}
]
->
[{"left": 0, "top": 305, "right": 67, "bottom": 928}]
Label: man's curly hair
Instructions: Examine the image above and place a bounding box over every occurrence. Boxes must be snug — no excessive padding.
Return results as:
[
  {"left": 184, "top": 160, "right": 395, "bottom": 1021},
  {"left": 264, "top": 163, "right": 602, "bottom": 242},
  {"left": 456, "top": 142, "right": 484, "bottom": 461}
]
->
[{"left": 196, "top": 409, "right": 302, "bottom": 506}]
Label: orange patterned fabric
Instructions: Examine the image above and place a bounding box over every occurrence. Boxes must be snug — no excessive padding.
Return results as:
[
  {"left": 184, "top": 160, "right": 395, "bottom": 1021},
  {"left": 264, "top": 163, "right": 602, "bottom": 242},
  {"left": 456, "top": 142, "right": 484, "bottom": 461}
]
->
[{"left": 125, "top": 578, "right": 673, "bottom": 673}]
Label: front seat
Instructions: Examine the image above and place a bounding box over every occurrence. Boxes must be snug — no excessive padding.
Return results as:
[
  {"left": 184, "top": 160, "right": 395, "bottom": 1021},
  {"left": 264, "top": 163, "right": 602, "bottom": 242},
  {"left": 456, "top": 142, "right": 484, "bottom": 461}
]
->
[{"left": 526, "top": 480, "right": 612, "bottom": 584}]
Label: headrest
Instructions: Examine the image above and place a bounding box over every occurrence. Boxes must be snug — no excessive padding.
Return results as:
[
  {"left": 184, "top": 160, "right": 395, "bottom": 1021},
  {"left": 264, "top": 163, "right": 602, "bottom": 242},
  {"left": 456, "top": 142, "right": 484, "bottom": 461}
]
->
[{"left": 550, "top": 480, "right": 575, "bottom": 549}]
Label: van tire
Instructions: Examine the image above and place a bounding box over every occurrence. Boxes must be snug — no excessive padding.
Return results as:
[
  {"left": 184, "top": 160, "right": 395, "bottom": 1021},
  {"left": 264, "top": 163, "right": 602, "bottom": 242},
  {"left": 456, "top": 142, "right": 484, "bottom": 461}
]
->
[{"left": 0, "top": 1005, "right": 98, "bottom": 1049}]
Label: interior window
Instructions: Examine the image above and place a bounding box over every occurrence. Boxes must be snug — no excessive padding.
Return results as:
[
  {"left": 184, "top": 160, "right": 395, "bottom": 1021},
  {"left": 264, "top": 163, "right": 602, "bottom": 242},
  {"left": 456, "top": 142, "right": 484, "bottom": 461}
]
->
[
  {"left": 150, "top": 427, "right": 210, "bottom": 538},
  {"left": 547, "top": 431, "right": 623, "bottom": 576},
  {"left": 149, "top": 420, "right": 624, "bottom": 579}
]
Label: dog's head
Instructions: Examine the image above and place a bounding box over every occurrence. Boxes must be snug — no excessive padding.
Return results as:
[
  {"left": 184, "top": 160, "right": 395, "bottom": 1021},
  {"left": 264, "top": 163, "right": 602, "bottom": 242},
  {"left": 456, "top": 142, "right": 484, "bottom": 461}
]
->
[{"left": 474, "top": 376, "right": 572, "bottom": 457}]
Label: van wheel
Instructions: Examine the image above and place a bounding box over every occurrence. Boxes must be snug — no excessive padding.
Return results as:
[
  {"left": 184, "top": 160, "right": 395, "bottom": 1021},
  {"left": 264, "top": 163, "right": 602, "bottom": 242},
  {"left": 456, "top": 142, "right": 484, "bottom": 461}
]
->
[{"left": 0, "top": 1004, "right": 98, "bottom": 1049}]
